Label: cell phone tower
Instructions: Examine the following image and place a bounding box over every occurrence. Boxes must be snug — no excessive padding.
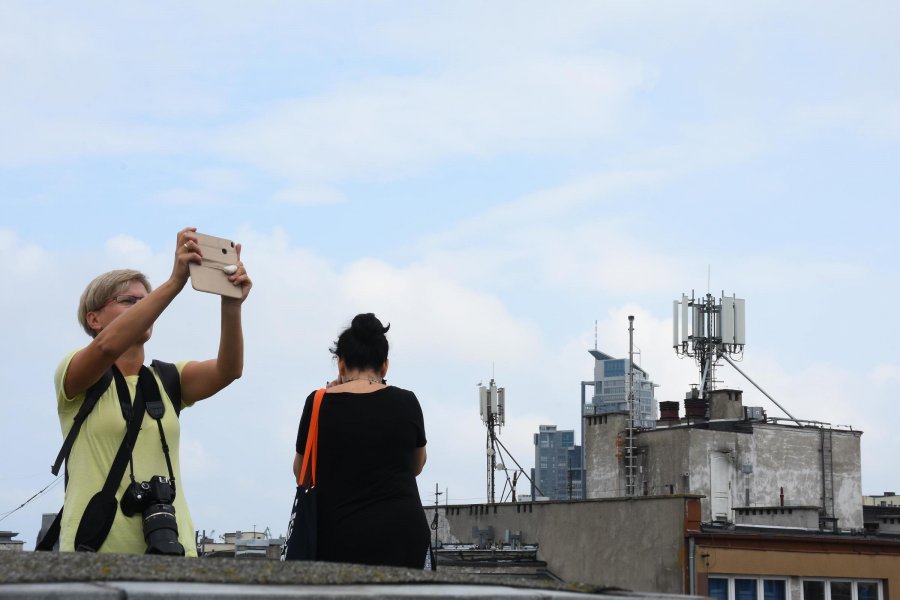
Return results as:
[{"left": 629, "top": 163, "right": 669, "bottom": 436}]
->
[
  {"left": 672, "top": 292, "right": 746, "bottom": 399},
  {"left": 673, "top": 291, "right": 799, "bottom": 424},
  {"left": 479, "top": 380, "right": 505, "bottom": 504},
  {"left": 478, "top": 379, "right": 542, "bottom": 504}
]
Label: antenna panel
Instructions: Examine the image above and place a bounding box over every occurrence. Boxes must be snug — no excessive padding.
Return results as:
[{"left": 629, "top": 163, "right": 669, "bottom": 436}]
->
[
  {"left": 734, "top": 298, "right": 746, "bottom": 345},
  {"left": 496, "top": 387, "right": 505, "bottom": 426},
  {"left": 693, "top": 305, "right": 704, "bottom": 340},
  {"left": 479, "top": 386, "right": 488, "bottom": 422},
  {"left": 681, "top": 294, "right": 689, "bottom": 343},
  {"left": 720, "top": 295, "right": 735, "bottom": 345},
  {"left": 672, "top": 300, "right": 680, "bottom": 347}
]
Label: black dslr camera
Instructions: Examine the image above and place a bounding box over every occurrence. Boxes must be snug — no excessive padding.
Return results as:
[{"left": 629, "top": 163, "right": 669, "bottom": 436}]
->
[{"left": 120, "top": 475, "right": 185, "bottom": 556}]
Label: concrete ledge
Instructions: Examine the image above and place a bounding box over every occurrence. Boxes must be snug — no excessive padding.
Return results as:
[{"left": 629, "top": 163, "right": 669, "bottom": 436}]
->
[
  {"left": 0, "top": 581, "right": 606, "bottom": 599},
  {"left": 0, "top": 553, "right": 695, "bottom": 599}
]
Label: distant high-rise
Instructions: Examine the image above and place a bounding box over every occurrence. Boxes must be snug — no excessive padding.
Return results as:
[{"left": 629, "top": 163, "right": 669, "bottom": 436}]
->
[
  {"left": 585, "top": 350, "right": 658, "bottom": 428},
  {"left": 532, "top": 425, "right": 582, "bottom": 500}
]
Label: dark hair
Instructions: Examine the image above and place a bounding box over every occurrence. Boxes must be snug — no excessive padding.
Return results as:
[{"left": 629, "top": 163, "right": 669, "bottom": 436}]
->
[{"left": 330, "top": 313, "right": 391, "bottom": 371}]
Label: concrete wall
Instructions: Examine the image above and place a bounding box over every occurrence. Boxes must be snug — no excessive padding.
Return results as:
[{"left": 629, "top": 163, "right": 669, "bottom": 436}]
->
[
  {"left": 583, "top": 412, "right": 628, "bottom": 498},
  {"left": 734, "top": 506, "right": 820, "bottom": 528},
  {"left": 433, "top": 496, "right": 695, "bottom": 593},
  {"left": 728, "top": 424, "right": 861, "bottom": 529},
  {"left": 585, "top": 410, "right": 863, "bottom": 530},
  {"left": 708, "top": 390, "right": 744, "bottom": 420}
]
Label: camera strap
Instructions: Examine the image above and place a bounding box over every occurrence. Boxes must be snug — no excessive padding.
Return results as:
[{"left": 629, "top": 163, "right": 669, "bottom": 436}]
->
[
  {"left": 73, "top": 365, "right": 153, "bottom": 551},
  {"left": 124, "top": 367, "right": 176, "bottom": 490},
  {"left": 38, "top": 361, "right": 182, "bottom": 552},
  {"left": 50, "top": 360, "right": 181, "bottom": 479}
]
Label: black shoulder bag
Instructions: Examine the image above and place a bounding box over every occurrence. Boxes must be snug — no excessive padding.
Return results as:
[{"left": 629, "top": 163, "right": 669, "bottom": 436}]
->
[{"left": 281, "top": 388, "right": 326, "bottom": 561}]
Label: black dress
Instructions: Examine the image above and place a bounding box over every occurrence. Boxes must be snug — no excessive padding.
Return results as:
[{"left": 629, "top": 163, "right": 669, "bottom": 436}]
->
[{"left": 295, "top": 386, "right": 430, "bottom": 568}]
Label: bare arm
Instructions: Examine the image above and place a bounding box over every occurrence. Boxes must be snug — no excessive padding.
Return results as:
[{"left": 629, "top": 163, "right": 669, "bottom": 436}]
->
[
  {"left": 293, "top": 453, "right": 302, "bottom": 481},
  {"left": 64, "top": 229, "right": 198, "bottom": 398},
  {"left": 413, "top": 446, "right": 427, "bottom": 476},
  {"left": 180, "top": 243, "right": 252, "bottom": 404}
]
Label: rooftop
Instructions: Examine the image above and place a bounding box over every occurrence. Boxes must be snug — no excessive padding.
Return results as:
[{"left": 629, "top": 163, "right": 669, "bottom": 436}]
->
[{"left": 0, "top": 552, "right": 700, "bottom": 599}]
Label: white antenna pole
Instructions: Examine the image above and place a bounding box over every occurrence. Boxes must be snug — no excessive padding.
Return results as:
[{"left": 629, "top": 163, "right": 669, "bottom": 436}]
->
[{"left": 626, "top": 316, "right": 636, "bottom": 496}]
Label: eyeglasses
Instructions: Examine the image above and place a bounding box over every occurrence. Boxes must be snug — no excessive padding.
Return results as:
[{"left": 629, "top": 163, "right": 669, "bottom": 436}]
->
[{"left": 101, "top": 295, "right": 146, "bottom": 309}]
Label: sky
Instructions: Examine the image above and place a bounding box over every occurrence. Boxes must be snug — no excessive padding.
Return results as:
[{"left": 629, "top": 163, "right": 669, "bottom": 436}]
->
[{"left": 2, "top": 1, "right": 899, "bottom": 548}]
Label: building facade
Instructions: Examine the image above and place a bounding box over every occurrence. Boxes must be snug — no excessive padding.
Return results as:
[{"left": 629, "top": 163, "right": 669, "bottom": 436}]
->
[
  {"left": 585, "top": 350, "right": 657, "bottom": 428},
  {"left": 584, "top": 388, "right": 863, "bottom": 529},
  {"left": 426, "top": 382, "right": 900, "bottom": 594},
  {"left": 532, "top": 425, "right": 582, "bottom": 500},
  {"left": 432, "top": 495, "right": 900, "bottom": 595}
]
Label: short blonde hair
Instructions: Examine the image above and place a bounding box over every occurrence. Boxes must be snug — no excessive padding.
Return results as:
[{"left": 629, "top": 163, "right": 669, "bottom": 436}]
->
[{"left": 77, "top": 269, "right": 152, "bottom": 337}]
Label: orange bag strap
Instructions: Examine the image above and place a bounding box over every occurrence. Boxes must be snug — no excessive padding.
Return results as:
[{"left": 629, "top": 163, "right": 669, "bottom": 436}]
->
[{"left": 298, "top": 388, "right": 326, "bottom": 487}]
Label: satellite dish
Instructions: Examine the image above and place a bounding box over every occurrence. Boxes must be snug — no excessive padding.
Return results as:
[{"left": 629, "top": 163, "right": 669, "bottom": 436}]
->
[
  {"left": 486, "top": 448, "right": 495, "bottom": 457},
  {"left": 495, "top": 462, "right": 506, "bottom": 470}
]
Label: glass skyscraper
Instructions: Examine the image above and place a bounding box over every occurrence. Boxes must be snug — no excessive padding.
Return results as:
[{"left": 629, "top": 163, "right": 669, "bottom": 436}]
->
[
  {"left": 585, "top": 350, "right": 658, "bottom": 428},
  {"left": 532, "top": 425, "right": 582, "bottom": 500}
]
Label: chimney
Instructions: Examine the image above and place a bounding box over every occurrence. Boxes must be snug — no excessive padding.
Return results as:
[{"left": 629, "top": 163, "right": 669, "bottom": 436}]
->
[
  {"left": 684, "top": 388, "right": 707, "bottom": 419},
  {"left": 658, "top": 401, "right": 680, "bottom": 421}
]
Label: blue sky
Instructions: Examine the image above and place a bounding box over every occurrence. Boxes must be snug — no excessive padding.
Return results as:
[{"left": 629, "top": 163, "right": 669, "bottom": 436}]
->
[{"left": 2, "top": 2, "right": 898, "bottom": 547}]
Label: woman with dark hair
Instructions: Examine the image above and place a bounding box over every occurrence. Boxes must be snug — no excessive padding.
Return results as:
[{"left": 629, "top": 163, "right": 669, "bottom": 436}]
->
[{"left": 293, "top": 313, "right": 430, "bottom": 568}]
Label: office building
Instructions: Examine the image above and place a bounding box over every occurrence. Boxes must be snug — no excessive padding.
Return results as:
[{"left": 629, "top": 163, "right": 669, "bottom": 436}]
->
[
  {"left": 585, "top": 350, "right": 657, "bottom": 428},
  {"left": 533, "top": 425, "right": 582, "bottom": 500}
]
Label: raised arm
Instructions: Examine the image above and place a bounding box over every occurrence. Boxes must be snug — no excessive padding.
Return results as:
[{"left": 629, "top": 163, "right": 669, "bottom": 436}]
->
[
  {"left": 64, "top": 228, "right": 200, "bottom": 398},
  {"left": 180, "top": 242, "right": 252, "bottom": 404}
]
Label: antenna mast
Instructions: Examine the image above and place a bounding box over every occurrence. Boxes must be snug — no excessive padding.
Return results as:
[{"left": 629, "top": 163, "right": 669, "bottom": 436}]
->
[
  {"left": 672, "top": 291, "right": 745, "bottom": 399},
  {"left": 625, "top": 316, "right": 637, "bottom": 496},
  {"left": 479, "top": 379, "right": 544, "bottom": 503},
  {"left": 479, "top": 379, "right": 505, "bottom": 503},
  {"left": 673, "top": 290, "right": 801, "bottom": 425}
]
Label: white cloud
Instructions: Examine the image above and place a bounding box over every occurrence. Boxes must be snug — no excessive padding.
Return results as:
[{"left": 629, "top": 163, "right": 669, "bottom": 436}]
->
[
  {"left": 794, "top": 95, "right": 900, "bottom": 141},
  {"left": 214, "top": 56, "right": 649, "bottom": 184},
  {"left": 153, "top": 188, "right": 227, "bottom": 206},
  {"left": 1, "top": 229, "right": 50, "bottom": 274},
  {"left": 104, "top": 235, "right": 154, "bottom": 264},
  {"left": 273, "top": 186, "right": 346, "bottom": 206},
  {"left": 340, "top": 258, "right": 542, "bottom": 367},
  {"left": 2, "top": 0, "right": 899, "bottom": 546},
  {"left": 872, "top": 364, "right": 899, "bottom": 386}
]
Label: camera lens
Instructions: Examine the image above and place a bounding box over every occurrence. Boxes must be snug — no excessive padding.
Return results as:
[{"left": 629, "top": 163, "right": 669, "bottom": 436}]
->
[{"left": 143, "top": 503, "right": 185, "bottom": 556}]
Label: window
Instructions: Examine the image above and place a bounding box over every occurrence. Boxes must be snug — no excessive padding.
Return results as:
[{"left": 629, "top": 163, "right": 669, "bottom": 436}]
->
[
  {"left": 804, "top": 582, "right": 825, "bottom": 600},
  {"left": 764, "top": 580, "right": 787, "bottom": 600},
  {"left": 710, "top": 577, "right": 787, "bottom": 600},
  {"left": 831, "top": 582, "right": 852, "bottom": 600},
  {"left": 604, "top": 360, "right": 625, "bottom": 377},
  {"left": 735, "top": 579, "right": 758, "bottom": 600},
  {"left": 857, "top": 583, "right": 878, "bottom": 600},
  {"left": 710, "top": 578, "right": 729, "bottom": 600},
  {"left": 802, "top": 580, "right": 882, "bottom": 600}
]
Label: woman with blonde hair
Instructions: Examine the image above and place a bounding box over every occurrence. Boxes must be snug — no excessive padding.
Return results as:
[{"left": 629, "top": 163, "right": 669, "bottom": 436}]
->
[{"left": 51, "top": 227, "right": 251, "bottom": 556}]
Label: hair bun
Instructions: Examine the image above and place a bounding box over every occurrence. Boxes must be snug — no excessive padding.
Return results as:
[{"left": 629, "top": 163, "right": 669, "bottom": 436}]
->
[{"left": 351, "top": 313, "right": 390, "bottom": 339}]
